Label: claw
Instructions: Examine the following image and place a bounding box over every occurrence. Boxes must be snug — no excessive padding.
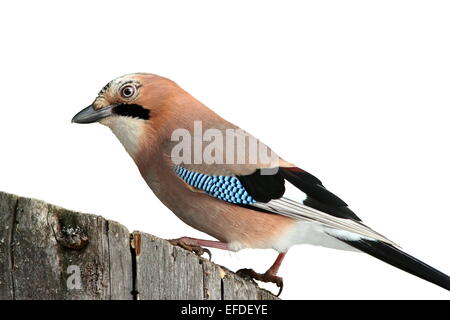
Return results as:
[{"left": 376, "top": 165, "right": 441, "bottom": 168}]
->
[
  {"left": 203, "top": 248, "right": 212, "bottom": 261},
  {"left": 275, "top": 279, "right": 283, "bottom": 297},
  {"left": 236, "top": 268, "right": 284, "bottom": 297},
  {"left": 169, "top": 239, "right": 212, "bottom": 260}
]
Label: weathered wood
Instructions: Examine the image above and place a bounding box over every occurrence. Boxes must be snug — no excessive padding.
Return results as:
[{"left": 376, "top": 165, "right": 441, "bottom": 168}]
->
[
  {"left": 108, "top": 221, "right": 134, "bottom": 299},
  {"left": 131, "top": 233, "right": 277, "bottom": 300},
  {"left": 0, "top": 192, "right": 17, "bottom": 299},
  {"left": 133, "top": 232, "right": 205, "bottom": 299},
  {"left": 0, "top": 191, "right": 278, "bottom": 300},
  {"left": 0, "top": 192, "right": 132, "bottom": 300}
]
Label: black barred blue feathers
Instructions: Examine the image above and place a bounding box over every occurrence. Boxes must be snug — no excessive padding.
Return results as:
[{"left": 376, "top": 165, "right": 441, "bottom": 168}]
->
[{"left": 175, "top": 165, "right": 256, "bottom": 204}]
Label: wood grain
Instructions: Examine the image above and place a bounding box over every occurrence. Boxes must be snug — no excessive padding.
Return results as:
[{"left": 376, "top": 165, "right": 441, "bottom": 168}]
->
[{"left": 0, "top": 191, "right": 278, "bottom": 300}]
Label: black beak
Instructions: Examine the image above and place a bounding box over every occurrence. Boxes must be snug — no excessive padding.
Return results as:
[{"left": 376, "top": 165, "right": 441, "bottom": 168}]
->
[{"left": 71, "top": 105, "right": 114, "bottom": 124}]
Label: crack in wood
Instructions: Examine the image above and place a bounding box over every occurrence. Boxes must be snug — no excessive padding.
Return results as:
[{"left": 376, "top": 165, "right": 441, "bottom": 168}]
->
[{"left": 130, "top": 232, "right": 139, "bottom": 300}]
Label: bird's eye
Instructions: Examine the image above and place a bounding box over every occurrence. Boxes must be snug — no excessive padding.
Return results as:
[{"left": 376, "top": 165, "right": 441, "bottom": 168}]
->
[{"left": 120, "top": 85, "right": 136, "bottom": 99}]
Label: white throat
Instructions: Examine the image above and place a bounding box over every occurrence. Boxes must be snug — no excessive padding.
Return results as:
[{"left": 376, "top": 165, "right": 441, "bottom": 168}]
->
[{"left": 102, "top": 116, "right": 145, "bottom": 158}]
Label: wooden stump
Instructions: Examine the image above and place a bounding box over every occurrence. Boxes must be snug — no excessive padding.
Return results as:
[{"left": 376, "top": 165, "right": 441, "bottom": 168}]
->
[{"left": 0, "top": 191, "right": 278, "bottom": 300}]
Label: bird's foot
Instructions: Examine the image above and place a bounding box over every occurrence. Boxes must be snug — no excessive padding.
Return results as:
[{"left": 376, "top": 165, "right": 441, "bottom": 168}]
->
[
  {"left": 169, "top": 238, "right": 212, "bottom": 260},
  {"left": 236, "top": 268, "right": 284, "bottom": 296}
]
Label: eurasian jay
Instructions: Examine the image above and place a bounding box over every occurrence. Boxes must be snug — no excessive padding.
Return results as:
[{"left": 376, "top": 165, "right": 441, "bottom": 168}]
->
[{"left": 72, "top": 73, "right": 450, "bottom": 295}]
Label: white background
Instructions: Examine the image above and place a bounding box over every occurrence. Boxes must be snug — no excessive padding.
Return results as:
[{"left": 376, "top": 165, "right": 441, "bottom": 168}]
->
[{"left": 1, "top": 1, "right": 449, "bottom": 299}]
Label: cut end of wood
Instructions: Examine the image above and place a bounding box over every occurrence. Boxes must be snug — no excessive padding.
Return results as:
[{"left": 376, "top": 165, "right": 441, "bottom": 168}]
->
[{"left": 0, "top": 191, "right": 279, "bottom": 300}]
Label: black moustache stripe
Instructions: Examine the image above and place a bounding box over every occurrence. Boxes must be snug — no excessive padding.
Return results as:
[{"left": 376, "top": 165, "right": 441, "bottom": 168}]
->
[{"left": 112, "top": 103, "right": 150, "bottom": 120}]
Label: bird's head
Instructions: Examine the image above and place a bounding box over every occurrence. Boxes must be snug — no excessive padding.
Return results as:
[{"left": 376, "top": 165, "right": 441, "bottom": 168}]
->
[{"left": 72, "top": 73, "right": 181, "bottom": 158}]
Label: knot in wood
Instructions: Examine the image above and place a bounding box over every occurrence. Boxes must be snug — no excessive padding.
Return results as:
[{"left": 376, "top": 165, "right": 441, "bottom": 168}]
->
[{"left": 56, "top": 225, "right": 89, "bottom": 250}]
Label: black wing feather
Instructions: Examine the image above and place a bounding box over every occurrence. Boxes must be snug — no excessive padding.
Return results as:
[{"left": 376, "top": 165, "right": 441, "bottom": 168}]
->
[
  {"left": 279, "top": 167, "right": 361, "bottom": 221},
  {"left": 237, "top": 166, "right": 361, "bottom": 221},
  {"left": 238, "top": 169, "right": 285, "bottom": 203}
]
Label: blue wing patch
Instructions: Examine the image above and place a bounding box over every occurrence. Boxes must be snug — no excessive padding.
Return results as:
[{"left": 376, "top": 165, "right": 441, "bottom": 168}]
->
[{"left": 175, "top": 165, "right": 256, "bottom": 204}]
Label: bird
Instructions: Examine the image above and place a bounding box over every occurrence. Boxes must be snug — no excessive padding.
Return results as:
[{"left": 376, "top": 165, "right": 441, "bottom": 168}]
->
[{"left": 72, "top": 73, "right": 450, "bottom": 295}]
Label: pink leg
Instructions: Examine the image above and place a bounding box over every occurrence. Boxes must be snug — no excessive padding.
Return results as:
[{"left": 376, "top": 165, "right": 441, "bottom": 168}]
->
[{"left": 267, "top": 252, "right": 286, "bottom": 275}]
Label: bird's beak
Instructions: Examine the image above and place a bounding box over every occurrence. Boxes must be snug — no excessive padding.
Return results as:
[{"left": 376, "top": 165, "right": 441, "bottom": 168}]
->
[{"left": 71, "top": 104, "right": 114, "bottom": 124}]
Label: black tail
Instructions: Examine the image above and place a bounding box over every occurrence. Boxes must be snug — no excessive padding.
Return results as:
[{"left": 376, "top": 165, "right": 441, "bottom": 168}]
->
[{"left": 340, "top": 239, "right": 450, "bottom": 291}]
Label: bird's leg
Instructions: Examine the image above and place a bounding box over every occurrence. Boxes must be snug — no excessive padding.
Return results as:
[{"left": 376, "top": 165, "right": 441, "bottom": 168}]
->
[
  {"left": 168, "top": 236, "right": 230, "bottom": 260},
  {"left": 236, "top": 252, "right": 287, "bottom": 296}
]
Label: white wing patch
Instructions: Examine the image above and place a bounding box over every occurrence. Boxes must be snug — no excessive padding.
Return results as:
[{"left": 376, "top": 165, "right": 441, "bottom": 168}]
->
[{"left": 283, "top": 179, "right": 307, "bottom": 204}]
